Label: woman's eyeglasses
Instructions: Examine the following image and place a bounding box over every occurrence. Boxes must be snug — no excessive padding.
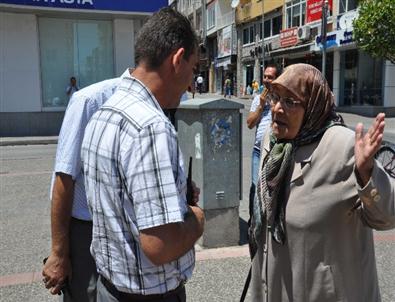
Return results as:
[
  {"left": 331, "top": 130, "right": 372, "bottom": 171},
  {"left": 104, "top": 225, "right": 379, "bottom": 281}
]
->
[{"left": 269, "top": 93, "right": 303, "bottom": 110}]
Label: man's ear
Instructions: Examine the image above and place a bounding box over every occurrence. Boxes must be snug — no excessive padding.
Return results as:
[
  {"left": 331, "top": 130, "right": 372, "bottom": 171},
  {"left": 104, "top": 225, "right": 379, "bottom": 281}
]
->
[{"left": 172, "top": 48, "right": 185, "bottom": 73}]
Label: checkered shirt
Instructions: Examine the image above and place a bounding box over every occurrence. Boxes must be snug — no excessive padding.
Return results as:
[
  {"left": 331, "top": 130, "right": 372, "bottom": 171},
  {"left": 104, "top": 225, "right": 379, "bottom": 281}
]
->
[{"left": 81, "top": 75, "right": 194, "bottom": 295}]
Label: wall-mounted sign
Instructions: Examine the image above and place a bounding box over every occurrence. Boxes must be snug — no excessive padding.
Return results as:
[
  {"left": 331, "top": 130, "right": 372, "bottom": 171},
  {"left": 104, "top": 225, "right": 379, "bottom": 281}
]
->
[
  {"left": 306, "top": 0, "right": 333, "bottom": 24},
  {"left": 218, "top": 25, "right": 232, "bottom": 58},
  {"left": 280, "top": 27, "right": 299, "bottom": 48},
  {"left": 0, "top": 0, "right": 168, "bottom": 13},
  {"left": 314, "top": 29, "right": 354, "bottom": 50},
  {"left": 337, "top": 10, "right": 358, "bottom": 30}
]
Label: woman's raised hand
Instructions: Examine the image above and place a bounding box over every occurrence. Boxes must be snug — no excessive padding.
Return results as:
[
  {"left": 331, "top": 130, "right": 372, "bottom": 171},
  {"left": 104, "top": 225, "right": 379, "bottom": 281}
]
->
[{"left": 354, "top": 113, "right": 385, "bottom": 185}]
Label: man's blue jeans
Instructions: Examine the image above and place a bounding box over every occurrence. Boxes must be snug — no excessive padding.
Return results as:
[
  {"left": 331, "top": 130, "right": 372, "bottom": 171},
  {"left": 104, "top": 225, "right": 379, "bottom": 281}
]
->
[{"left": 249, "top": 148, "right": 261, "bottom": 217}]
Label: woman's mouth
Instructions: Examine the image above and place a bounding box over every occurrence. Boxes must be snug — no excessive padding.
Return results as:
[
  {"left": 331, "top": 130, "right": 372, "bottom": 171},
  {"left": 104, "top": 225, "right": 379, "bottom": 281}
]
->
[{"left": 273, "top": 119, "right": 287, "bottom": 127}]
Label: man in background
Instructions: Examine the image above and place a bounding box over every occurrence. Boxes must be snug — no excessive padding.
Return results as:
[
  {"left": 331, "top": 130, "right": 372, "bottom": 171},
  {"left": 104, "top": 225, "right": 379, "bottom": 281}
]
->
[
  {"left": 246, "top": 65, "right": 279, "bottom": 217},
  {"left": 196, "top": 73, "right": 204, "bottom": 94},
  {"left": 42, "top": 70, "right": 131, "bottom": 301},
  {"left": 66, "top": 76, "right": 79, "bottom": 98}
]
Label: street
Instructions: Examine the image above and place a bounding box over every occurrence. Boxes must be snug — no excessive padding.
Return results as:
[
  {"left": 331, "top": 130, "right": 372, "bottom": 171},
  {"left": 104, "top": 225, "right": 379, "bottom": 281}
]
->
[{"left": 0, "top": 98, "right": 394, "bottom": 301}]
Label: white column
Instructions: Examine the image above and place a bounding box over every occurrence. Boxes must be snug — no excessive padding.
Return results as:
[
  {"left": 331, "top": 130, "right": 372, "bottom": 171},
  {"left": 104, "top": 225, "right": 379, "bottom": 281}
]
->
[
  {"left": 236, "top": 28, "right": 243, "bottom": 97},
  {"left": 113, "top": 19, "right": 135, "bottom": 76},
  {"left": 332, "top": 50, "right": 341, "bottom": 106},
  {"left": 0, "top": 13, "right": 41, "bottom": 112},
  {"left": 383, "top": 60, "right": 395, "bottom": 107},
  {"left": 253, "top": 31, "right": 260, "bottom": 82}
]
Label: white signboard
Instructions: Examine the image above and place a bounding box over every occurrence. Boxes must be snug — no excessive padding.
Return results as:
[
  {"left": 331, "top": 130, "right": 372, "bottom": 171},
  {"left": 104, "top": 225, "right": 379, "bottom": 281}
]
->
[{"left": 218, "top": 25, "right": 232, "bottom": 58}]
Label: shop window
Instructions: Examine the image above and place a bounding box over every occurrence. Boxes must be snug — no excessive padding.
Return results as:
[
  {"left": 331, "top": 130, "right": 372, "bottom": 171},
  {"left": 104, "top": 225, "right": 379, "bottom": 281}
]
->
[
  {"left": 259, "top": 14, "right": 282, "bottom": 39},
  {"left": 249, "top": 25, "right": 255, "bottom": 43},
  {"left": 272, "top": 15, "right": 282, "bottom": 35},
  {"left": 340, "top": 49, "right": 383, "bottom": 106},
  {"left": 207, "top": 4, "right": 215, "bottom": 30},
  {"left": 339, "top": 0, "right": 357, "bottom": 14},
  {"left": 286, "top": 0, "right": 306, "bottom": 28},
  {"left": 243, "top": 25, "right": 255, "bottom": 45},
  {"left": 38, "top": 18, "right": 114, "bottom": 108}
]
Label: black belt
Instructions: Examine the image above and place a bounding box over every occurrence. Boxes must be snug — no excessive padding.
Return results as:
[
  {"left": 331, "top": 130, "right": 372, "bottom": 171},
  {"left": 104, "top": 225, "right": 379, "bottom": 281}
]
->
[
  {"left": 99, "top": 275, "right": 185, "bottom": 301},
  {"left": 71, "top": 217, "right": 93, "bottom": 225}
]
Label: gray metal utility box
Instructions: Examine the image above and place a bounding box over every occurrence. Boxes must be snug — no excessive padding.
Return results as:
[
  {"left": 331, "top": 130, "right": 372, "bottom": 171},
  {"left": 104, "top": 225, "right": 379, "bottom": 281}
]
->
[{"left": 176, "top": 98, "right": 244, "bottom": 248}]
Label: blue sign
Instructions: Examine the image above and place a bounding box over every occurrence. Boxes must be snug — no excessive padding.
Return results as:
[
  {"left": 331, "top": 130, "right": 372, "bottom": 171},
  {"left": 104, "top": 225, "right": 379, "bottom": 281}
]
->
[
  {"left": 0, "top": 0, "right": 168, "bottom": 13},
  {"left": 316, "top": 33, "right": 338, "bottom": 49},
  {"left": 339, "top": 30, "right": 353, "bottom": 45}
]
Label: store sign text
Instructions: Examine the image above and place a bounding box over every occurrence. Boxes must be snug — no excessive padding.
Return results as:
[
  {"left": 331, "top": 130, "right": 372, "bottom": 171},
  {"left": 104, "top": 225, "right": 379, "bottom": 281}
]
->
[
  {"left": 32, "top": 0, "right": 93, "bottom": 4},
  {"left": 315, "top": 29, "right": 354, "bottom": 50},
  {"left": 280, "top": 27, "right": 298, "bottom": 48},
  {"left": 306, "top": 0, "right": 333, "bottom": 24},
  {"left": 0, "top": 0, "right": 168, "bottom": 13}
]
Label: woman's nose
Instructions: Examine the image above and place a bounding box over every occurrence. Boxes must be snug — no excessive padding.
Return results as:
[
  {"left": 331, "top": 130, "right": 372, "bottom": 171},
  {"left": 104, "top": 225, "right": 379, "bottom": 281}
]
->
[{"left": 272, "top": 100, "right": 284, "bottom": 113}]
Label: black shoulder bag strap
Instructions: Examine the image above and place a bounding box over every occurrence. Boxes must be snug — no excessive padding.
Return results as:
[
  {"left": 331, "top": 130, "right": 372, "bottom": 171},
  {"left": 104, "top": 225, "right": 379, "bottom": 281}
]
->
[{"left": 240, "top": 233, "right": 257, "bottom": 302}]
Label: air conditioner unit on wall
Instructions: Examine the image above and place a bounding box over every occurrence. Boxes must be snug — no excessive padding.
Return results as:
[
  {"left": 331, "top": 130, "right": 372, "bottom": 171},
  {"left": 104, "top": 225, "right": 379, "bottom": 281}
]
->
[{"left": 297, "top": 26, "right": 311, "bottom": 41}]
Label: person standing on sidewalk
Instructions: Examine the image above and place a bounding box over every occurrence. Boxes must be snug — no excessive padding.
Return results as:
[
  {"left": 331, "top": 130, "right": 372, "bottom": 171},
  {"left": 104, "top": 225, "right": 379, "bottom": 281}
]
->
[
  {"left": 81, "top": 8, "right": 204, "bottom": 302},
  {"left": 196, "top": 74, "right": 204, "bottom": 94},
  {"left": 66, "top": 76, "right": 79, "bottom": 98},
  {"left": 42, "top": 69, "right": 131, "bottom": 301},
  {"left": 224, "top": 76, "right": 232, "bottom": 98},
  {"left": 246, "top": 65, "right": 278, "bottom": 217}
]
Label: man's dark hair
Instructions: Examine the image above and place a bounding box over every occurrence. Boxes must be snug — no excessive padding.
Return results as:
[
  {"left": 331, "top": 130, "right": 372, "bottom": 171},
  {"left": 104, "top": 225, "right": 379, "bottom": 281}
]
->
[
  {"left": 265, "top": 64, "right": 281, "bottom": 78},
  {"left": 135, "top": 7, "right": 198, "bottom": 69}
]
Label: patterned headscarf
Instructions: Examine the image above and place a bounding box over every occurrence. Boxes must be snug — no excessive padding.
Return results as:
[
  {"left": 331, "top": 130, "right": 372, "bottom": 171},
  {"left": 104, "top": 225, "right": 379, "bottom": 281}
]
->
[{"left": 251, "top": 64, "right": 344, "bottom": 246}]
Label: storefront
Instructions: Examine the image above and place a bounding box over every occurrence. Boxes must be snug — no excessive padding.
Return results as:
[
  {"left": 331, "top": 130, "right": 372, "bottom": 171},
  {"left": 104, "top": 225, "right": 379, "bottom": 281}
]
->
[
  {"left": 312, "top": 9, "right": 395, "bottom": 116},
  {"left": 214, "top": 24, "right": 237, "bottom": 95},
  {"left": 0, "top": 0, "right": 167, "bottom": 136}
]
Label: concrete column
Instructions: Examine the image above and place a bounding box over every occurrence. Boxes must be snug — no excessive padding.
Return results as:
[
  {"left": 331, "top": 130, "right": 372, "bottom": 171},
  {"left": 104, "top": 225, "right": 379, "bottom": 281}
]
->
[
  {"left": 253, "top": 31, "right": 260, "bottom": 83},
  {"left": 0, "top": 12, "right": 41, "bottom": 112},
  {"left": 383, "top": 60, "right": 395, "bottom": 107},
  {"left": 236, "top": 27, "right": 243, "bottom": 97},
  {"left": 113, "top": 19, "right": 135, "bottom": 75},
  {"left": 332, "top": 50, "right": 341, "bottom": 106}
]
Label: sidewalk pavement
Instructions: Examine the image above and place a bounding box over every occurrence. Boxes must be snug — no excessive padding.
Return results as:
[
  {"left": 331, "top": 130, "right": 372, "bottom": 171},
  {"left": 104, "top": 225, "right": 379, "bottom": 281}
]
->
[
  {"left": 1, "top": 93, "right": 394, "bottom": 146},
  {"left": 1, "top": 93, "right": 394, "bottom": 302}
]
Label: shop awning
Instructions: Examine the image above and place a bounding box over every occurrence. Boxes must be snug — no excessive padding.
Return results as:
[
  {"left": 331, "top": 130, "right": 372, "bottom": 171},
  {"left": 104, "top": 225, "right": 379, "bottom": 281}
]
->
[
  {"left": 215, "top": 55, "right": 236, "bottom": 68},
  {"left": 267, "top": 42, "right": 314, "bottom": 57}
]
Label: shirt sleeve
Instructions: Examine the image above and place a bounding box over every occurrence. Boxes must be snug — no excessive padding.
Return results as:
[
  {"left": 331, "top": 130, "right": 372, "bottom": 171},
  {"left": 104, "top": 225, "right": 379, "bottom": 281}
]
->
[
  {"left": 357, "top": 162, "right": 395, "bottom": 230},
  {"left": 250, "top": 95, "right": 260, "bottom": 112},
  {"left": 54, "top": 95, "right": 94, "bottom": 179},
  {"left": 120, "top": 121, "right": 187, "bottom": 231}
]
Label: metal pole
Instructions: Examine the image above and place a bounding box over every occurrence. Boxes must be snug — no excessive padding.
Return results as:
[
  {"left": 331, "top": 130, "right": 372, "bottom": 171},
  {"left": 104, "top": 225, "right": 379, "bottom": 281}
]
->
[
  {"left": 321, "top": 0, "right": 328, "bottom": 78},
  {"left": 261, "top": 0, "right": 265, "bottom": 77}
]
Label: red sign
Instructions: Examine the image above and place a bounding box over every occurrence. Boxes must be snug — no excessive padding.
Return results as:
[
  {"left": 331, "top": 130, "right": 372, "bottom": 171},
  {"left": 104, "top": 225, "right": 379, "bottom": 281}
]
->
[
  {"left": 280, "top": 27, "right": 299, "bottom": 48},
  {"left": 306, "top": 0, "right": 333, "bottom": 24}
]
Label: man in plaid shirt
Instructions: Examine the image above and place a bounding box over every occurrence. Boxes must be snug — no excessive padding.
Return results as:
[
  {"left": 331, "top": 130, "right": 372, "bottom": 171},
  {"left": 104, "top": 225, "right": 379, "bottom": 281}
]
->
[{"left": 81, "top": 8, "right": 205, "bottom": 302}]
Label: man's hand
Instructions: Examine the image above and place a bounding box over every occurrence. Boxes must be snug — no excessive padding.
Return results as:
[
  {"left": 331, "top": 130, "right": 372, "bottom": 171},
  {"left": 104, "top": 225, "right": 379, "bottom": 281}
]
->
[
  {"left": 43, "top": 173, "right": 74, "bottom": 294},
  {"left": 189, "top": 181, "right": 200, "bottom": 206},
  {"left": 42, "top": 253, "right": 71, "bottom": 295},
  {"left": 354, "top": 113, "right": 385, "bottom": 186}
]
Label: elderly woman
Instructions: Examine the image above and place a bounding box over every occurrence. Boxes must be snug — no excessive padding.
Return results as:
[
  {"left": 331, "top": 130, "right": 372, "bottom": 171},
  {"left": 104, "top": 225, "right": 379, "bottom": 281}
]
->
[{"left": 249, "top": 64, "right": 394, "bottom": 301}]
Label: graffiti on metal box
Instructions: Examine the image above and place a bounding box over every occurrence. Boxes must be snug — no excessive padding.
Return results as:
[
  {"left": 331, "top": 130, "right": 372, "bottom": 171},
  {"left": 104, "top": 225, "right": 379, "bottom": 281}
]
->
[{"left": 209, "top": 115, "right": 233, "bottom": 152}]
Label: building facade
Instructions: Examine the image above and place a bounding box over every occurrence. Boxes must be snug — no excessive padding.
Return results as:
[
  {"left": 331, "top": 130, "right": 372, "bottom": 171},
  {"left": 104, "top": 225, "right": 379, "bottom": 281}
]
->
[
  {"left": 0, "top": 0, "right": 168, "bottom": 136},
  {"left": 235, "top": 0, "right": 394, "bottom": 116}
]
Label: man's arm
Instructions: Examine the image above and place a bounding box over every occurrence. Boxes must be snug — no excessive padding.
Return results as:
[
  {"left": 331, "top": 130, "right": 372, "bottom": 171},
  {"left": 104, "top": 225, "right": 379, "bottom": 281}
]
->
[
  {"left": 140, "top": 205, "right": 205, "bottom": 266},
  {"left": 42, "top": 173, "right": 74, "bottom": 294},
  {"left": 66, "top": 86, "right": 72, "bottom": 96},
  {"left": 247, "top": 105, "right": 264, "bottom": 129}
]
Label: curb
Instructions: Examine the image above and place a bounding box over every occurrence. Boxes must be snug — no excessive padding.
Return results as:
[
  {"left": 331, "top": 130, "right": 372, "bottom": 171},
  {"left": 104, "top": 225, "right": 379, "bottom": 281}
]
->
[{"left": 0, "top": 137, "right": 58, "bottom": 147}]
